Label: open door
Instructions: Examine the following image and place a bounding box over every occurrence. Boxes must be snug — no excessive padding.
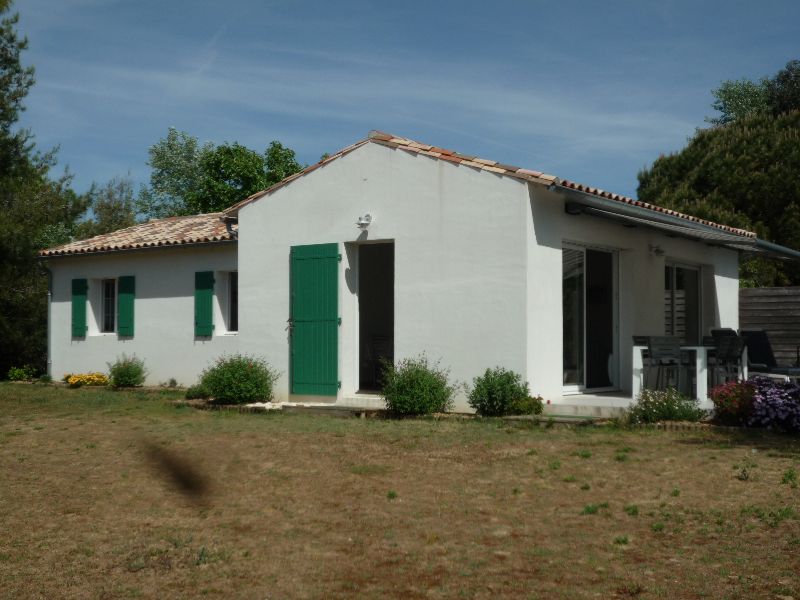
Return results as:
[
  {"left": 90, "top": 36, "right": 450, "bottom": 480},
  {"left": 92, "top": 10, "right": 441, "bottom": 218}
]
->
[
  {"left": 358, "top": 243, "right": 394, "bottom": 390},
  {"left": 290, "top": 243, "right": 339, "bottom": 396}
]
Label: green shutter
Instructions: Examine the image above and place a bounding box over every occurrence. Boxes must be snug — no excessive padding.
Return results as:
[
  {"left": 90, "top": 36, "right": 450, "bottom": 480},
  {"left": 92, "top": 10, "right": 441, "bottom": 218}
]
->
[
  {"left": 290, "top": 243, "right": 339, "bottom": 396},
  {"left": 195, "top": 271, "right": 214, "bottom": 336},
  {"left": 71, "top": 278, "right": 88, "bottom": 337},
  {"left": 117, "top": 276, "right": 135, "bottom": 337}
]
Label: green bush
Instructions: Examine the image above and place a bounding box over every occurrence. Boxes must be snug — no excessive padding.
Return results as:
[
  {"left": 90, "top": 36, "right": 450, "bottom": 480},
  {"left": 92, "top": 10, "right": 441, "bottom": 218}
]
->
[
  {"left": 627, "top": 388, "right": 706, "bottom": 424},
  {"left": 185, "top": 384, "right": 211, "bottom": 400},
  {"left": 200, "top": 354, "right": 279, "bottom": 404},
  {"left": 468, "top": 367, "right": 542, "bottom": 416},
  {"left": 107, "top": 354, "right": 147, "bottom": 388},
  {"left": 509, "top": 394, "right": 544, "bottom": 416},
  {"left": 381, "top": 354, "right": 455, "bottom": 416},
  {"left": 7, "top": 365, "right": 36, "bottom": 381}
]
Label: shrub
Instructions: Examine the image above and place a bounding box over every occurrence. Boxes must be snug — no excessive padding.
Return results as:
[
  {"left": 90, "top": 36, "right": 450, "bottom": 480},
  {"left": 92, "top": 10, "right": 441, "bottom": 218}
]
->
[
  {"left": 381, "top": 354, "right": 455, "bottom": 416},
  {"left": 710, "top": 381, "right": 756, "bottom": 425},
  {"left": 468, "top": 367, "right": 542, "bottom": 416},
  {"left": 66, "top": 372, "right": 109, "bottom": 388},
  {"left": 108, "top": 354, "right": 147, "bottom": 388},
  {"left": 627, "top": 388, "right": 706, "bottom": 424},
  {"left": 200, "top": 354, "right": 279, "bottom": 404},
  {"left": 185, "top": 384, "right": 211, "bottom": 400},
  {"left": 747, "top": 375, "right": 800, "bottom": 432},
  {"left": 37, "top": 374, "right": 53, "bottom": 384},
  {"left": 509, "top": 394, "right": 545, "bottom": 416},
  {"left": 7, "top": 365, "right": 36, "bottom": 381}
]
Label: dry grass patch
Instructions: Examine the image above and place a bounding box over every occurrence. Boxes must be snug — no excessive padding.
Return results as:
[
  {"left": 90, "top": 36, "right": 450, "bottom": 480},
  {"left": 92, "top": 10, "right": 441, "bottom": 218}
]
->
[{"left": 1, "top": 383, "right": 799, "bottom": 598}]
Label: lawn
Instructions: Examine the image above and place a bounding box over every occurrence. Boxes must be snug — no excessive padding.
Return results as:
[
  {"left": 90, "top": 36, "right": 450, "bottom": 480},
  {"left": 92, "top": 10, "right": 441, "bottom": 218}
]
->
[{"left": 1, "top": 383, "right": 799, "bottom": 599}]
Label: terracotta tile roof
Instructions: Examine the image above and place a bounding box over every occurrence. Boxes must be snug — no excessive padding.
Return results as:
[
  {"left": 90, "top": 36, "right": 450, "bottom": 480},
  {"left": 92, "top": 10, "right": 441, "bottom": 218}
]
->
[
  {"left": 224, "top": 131, "right": 757, "bottom": 239},
  {"left": 39, "top": 213, "right": 236, "bottom": 257}
]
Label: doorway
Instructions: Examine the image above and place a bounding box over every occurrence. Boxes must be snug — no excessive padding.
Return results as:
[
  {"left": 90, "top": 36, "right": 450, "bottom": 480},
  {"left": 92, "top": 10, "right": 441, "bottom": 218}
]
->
[
  {"left": 562, "top": 245, "right": 617, "bottom": 392},
  {"left": 358, "top": 243, "right": 394, "bottom": 391}
]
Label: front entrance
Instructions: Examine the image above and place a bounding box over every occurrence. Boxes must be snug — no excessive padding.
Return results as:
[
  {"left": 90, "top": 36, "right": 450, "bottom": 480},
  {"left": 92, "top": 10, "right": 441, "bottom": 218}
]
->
[
  {"left": 358, "top": 243, "right": 394, "bottom": 390},
  {"left": 289, "top": 243, "right": 339, "bottom": 396},
  {"left": 562, "top": 246, "right": 617, "bottom": 392}
]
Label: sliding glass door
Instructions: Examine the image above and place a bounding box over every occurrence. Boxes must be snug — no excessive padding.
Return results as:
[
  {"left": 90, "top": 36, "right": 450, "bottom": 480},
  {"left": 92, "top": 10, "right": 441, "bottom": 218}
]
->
[{"left": 562, "top": 246, "right": 617, "bottom": 392}]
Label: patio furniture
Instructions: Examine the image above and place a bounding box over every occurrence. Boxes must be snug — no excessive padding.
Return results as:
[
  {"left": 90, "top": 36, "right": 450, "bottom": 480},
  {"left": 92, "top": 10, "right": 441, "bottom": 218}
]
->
[
  {"left": 711, "top": 331, "right": 745, "bottom": 386},
  {"left": 740, "top": 329, "right": 800, "bottom": 381},
  {"left": 646, "top": 336, "right": 683, "bottom": 391}
]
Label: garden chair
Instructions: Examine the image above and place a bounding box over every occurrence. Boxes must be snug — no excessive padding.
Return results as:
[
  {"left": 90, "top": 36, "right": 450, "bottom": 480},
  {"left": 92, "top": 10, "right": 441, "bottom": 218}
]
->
[
  {"left": 740, "top": 329, "right": 800, "bottom": 381},
  {"left": 711, "top": 331, "right": 745, "bottom": 386},
  {"left": 646, "top": 336, "right": 683, "bottom": 391}
]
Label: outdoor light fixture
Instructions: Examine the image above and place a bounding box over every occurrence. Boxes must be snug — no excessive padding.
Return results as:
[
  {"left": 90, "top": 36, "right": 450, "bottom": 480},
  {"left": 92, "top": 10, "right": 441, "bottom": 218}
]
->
[
  {"left": 649, "top": 244, "right": 665, "bottom": 257},
  {"left": 356, "top": 214, "right": 372, "bottom": 229},
  {"left": 565, "top": 202, "right": 583, "bottom": 216}
]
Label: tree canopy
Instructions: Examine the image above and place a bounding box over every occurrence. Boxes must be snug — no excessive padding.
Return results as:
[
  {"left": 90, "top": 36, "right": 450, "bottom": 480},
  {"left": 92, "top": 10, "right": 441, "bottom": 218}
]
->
[
  {"left": 0, "top": 0, "right": 87, "bottom": 376},
  {"left": 640, "top": 59, "right": 800, "bottom": 287},
  {"left": 707, "top": 59, "right": 800, "bottom": 125},
  {"left": 137, "top": 129, "right": 303, "bottom": 218}
]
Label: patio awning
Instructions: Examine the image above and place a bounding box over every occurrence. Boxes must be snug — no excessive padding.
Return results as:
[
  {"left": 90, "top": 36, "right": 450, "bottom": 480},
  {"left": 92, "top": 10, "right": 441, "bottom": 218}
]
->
[{"left": 561, "top": 189, "right": 800, "bottom": 261}]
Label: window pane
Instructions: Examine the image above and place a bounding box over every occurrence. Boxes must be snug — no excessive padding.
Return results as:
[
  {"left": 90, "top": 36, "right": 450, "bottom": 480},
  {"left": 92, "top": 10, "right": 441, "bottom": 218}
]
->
[
  {"left": 102, "top": 279, "right": 116, "bottom": 333},
  {"left": 562, "top": 249, "right": 584, "bottom": 386},
  {"left": 664, "top": 266, "right": 673, "bottom": 336},
  {"left": 229, "top": 272, "right": 238, "bottom": 332}
]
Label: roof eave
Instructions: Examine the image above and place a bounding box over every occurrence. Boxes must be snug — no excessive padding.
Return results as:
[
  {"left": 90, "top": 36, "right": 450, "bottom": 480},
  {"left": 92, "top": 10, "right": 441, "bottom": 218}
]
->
[{"left": 37, "top": 238, "right": 237, "bottom": 260}]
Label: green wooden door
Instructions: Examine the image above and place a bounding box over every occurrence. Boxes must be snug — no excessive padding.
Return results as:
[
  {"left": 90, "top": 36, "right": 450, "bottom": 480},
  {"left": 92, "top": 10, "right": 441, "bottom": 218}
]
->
[{"left": 290, "top": 243, "right": 339, "bottom": 396}]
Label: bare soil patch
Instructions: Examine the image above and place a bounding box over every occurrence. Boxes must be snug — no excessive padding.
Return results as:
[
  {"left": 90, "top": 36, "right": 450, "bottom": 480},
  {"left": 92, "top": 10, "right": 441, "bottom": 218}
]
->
[{"left": 1, "top": 384, "right": 799, "bottom": 599}]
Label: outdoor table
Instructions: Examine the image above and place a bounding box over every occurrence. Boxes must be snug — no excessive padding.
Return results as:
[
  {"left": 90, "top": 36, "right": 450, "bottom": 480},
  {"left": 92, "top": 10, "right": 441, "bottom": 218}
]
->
[{"left": 631, "top": 344, "right": 748, "bottom": 406}]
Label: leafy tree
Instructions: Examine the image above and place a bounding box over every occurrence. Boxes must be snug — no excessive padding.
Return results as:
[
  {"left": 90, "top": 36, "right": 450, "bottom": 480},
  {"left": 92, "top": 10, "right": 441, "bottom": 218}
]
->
[
  {"left": 638, "top": 110, "right": 800, "bottom": 286},
  {"left": 708, "top": 59, "right": 800, "bottom": 126},
  {"left": 74, "top": 175, "right": 136, "bottom": 239},
  {"left": 136, "top": 127, "right": 211, "bottom": 218},
  {"left": 138, "top": 130, "right": 303, "bottom": 218},
  {"left": 707, "top": 78, "right": 769, "bottom": 126},
  {"left": 767, "top": 59, "right": 800, "bottom": 117},
  {"left": 265, "top": 140, "right": 302, "bottom": 187},
  {"left": 0, "top": 0, "right": 86, "bottom": 376},
  {"left": 192, "top": 142, "right": 268, "bottom": 213}
]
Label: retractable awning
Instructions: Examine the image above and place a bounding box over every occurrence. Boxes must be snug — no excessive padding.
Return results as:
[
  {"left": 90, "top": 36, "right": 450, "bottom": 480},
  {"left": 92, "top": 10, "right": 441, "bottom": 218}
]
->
[{"left": 561, "top": 188, "right": 800, "bottom": 261}]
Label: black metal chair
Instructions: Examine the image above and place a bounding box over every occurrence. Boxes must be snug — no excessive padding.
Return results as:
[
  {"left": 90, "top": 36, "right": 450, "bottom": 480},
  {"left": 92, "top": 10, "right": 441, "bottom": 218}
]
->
[
  {"left": 740, "top": 329, "right": 800, "bottom": 380},
  {"left": 646, "top": 336, "right": 683, "bottom": 391},
  {"left": 712, "top": 332, "right": 745, "bottom": 385}
]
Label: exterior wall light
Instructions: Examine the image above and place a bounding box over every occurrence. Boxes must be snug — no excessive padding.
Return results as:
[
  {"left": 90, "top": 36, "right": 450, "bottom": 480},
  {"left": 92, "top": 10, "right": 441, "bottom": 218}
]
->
[
  {"left": 356, "top": 214, "right": 372, "bottom": 229},
  {"left": 649, "top": 244, "right": 665, "bottom": 257}
]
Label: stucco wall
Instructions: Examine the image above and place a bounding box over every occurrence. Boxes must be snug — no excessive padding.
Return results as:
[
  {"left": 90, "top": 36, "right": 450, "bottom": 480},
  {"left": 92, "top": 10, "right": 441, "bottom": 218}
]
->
[
  {"left": 45, "top": 141, "right": 741, "bottom": 410},
  {"left": 237, "top": 142, "right": 531, "bottom": 410},
  {"left": 46, "top": 245, "right": 238, "bottom": 385},
  {"left": 525, "top": 184, "right": 739, "bottom": 403}
]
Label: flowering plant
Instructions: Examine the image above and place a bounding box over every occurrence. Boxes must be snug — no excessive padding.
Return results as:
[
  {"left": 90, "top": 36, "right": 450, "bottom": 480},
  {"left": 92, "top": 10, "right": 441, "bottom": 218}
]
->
[
  {"left": 710, "top": 381, "right": 755, "bottom": 425},
  {"left": 747, "top": 375, "right": 800, "bottom": 432},
  {"left": 66, "top": 372, "right": 109, "bottom": 388}
]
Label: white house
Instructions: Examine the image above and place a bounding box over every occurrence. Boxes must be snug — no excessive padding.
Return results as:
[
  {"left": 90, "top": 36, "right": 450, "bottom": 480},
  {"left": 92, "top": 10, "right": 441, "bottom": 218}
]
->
[{"left": 39, "top": 131, "right": 800, "bottom": 413}]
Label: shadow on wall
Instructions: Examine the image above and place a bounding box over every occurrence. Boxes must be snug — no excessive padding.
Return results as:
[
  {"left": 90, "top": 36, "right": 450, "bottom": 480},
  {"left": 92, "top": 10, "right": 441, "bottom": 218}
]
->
[{"left": 528, "top": 184, "right": 564, "bottom": 251}]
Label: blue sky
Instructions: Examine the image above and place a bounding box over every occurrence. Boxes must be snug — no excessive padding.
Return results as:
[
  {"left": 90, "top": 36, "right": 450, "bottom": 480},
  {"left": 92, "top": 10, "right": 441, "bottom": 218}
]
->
[{"left": 16, "top": 0, "right": 800, "bottom": 199}]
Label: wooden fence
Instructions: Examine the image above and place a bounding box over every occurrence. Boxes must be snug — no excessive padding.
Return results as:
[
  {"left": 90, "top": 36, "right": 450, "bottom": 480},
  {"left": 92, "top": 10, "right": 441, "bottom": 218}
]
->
[{"left": 739, "top": 287, "right": 800, "bottom": 366}]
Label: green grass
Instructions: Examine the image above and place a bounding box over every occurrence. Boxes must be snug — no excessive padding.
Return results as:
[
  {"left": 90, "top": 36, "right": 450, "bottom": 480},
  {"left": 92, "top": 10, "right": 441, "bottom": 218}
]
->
[{"left": 3, "top": 383, "right": 800, "bottom": 600}]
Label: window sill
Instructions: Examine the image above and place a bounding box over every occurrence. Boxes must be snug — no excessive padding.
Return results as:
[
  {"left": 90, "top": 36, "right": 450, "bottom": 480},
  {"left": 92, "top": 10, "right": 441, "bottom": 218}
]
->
[
  {"left": 216, "top": 332, "right": 239, "bottom": 337},
  {"left": 88, "top": 332, "right": 117, "bottom": 337}
]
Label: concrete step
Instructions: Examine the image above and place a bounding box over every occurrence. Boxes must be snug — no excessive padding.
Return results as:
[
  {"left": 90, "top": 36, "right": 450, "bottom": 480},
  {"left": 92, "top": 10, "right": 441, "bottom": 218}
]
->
[{"left": 543, "top": 404, "right": 627, "bottom": 419}]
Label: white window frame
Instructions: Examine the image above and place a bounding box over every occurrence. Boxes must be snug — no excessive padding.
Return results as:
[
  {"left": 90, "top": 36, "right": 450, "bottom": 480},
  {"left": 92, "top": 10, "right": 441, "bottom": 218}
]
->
[
  {"left": 214, "top": 270, "right": 239, "bottom": 335},
  {"left": 87, "top": 277, "right": 117, "bottom": 336},
  {"left": 562, "top": 242, "right": 620, "bottom": 395}
]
